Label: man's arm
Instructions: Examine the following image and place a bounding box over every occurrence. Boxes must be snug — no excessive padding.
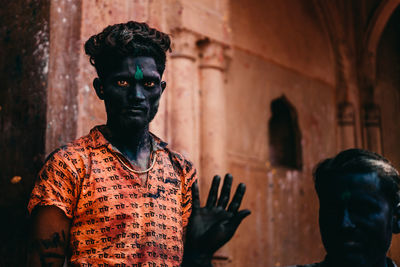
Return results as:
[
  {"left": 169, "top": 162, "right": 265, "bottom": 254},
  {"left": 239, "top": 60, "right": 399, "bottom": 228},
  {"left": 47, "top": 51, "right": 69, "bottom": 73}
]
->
[
  {"left": 28, "top": 206, "right": 71, "bottom": 267},
  {"left": 182, "top": 174, "right": 251, "bottom": 267}
]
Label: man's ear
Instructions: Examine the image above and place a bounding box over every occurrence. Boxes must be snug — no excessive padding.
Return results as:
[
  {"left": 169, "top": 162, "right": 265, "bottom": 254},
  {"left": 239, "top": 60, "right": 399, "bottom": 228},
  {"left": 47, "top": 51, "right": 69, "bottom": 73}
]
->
[
  {"left": 93, "top": 78, "right": 104, "bottom": 100},
  {"left": 392, "top": 203, "right": 400, "bottom": 234},
  {"left": 161, "top": 81, "right": 167, "bottom": 93}
]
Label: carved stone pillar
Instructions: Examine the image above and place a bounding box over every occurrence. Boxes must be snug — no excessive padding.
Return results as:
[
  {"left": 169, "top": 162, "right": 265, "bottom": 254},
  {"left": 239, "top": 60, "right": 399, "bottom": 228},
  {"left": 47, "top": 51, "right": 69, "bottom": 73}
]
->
[
  {"left": 198, "top": 40, "right": 228, "bottom": 193},
  {"left": 169, "top": 30, "right": 200, "bottom": 165},
  {"left": 362, "top": 104, "right": 383, "bottom": 154},
  {"left": 337, "top": 102, "right": 357, "bottom": 151},
  {"left": 198, "top": 40, "right": 230, "bottom": 266}
]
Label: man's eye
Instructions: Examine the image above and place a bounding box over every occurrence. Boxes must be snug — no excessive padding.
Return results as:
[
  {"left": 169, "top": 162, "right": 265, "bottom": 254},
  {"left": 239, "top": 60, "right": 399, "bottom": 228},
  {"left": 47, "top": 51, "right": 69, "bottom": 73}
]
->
[
  {"left": 116, "top": 80, "right": 129, "bottom": 87},
  {"left": 144, "top": 81, "right": 155, "bottom": 87}
]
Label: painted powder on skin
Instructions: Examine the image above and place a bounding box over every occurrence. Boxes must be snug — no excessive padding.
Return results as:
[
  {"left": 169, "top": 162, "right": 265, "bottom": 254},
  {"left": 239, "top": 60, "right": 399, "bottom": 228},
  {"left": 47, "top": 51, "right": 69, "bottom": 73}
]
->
[{"left": 135, "top": 65, "right": 143, "bottom": 80}]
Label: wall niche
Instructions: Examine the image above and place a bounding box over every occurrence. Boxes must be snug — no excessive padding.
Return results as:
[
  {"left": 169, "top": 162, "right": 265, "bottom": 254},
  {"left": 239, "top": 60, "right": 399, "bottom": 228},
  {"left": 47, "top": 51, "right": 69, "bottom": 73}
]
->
[{"left": 268, "top": 95, "right": 302, "bottom": 170}]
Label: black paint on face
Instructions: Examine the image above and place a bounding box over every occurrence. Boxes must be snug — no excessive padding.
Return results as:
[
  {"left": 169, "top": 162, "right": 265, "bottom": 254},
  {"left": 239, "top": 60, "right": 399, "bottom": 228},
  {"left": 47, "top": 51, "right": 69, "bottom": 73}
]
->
[
  {"left": 318, "top": 172, "right": 394, "bottom": 267},
  {"left": 97, "top": 56, "right": 163, "bottom": 131}
]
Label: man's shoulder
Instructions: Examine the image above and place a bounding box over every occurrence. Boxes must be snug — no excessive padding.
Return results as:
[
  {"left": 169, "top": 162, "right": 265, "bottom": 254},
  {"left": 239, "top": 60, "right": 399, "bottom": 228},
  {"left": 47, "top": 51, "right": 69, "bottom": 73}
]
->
[
  {"left": 150, "top": 132, "right": 195, "bottom": 173},
  {"left": 45, "top": 127, "right": 103, "bottom": 162},
  {"left": 163, "top": 147, "right": 195, "bottom": 174}
]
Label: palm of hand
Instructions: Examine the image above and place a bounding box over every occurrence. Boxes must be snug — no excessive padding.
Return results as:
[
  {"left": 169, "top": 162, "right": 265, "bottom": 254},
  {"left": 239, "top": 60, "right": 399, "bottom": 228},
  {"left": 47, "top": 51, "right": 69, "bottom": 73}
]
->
[
  {"left": 187, "top": 206, "right": 233, "bottom": 253},
  {"left": 184, "top": 174, "right": 251, "bottom": 258}
]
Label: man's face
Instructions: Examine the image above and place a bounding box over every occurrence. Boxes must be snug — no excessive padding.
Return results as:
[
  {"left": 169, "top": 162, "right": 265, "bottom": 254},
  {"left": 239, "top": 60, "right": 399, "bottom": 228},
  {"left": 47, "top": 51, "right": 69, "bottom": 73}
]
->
[
  {"left": 318, "top": 172, "right": 394, "bottom": 267},
  {"left": 96, "top": 56, "right": 164, "bottom": 130}
]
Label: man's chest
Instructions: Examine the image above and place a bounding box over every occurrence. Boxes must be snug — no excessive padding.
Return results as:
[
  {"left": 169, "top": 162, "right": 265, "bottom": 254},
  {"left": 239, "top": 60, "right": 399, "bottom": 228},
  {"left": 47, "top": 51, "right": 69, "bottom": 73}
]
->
[{"left": 69, "top": 151, "right": 185, "bottom": 259}]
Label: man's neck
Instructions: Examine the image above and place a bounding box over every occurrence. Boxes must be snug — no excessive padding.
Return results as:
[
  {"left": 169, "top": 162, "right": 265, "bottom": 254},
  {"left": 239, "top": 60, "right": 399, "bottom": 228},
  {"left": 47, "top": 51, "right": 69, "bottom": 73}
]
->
[{"left": 103, "top": 122, "right": 151, "bottom": 167}]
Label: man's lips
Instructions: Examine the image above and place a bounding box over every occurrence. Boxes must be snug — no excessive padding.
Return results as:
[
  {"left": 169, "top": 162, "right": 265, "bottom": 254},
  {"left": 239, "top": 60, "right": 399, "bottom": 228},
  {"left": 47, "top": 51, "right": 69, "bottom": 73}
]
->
[
  {"left": 122, "top": 106, "right": 147, "bottom": 114},
  {"left": 343, "top": 240, "right": 361, "bottom": 246},
  {"left": 341, "top": 239, "right": 363, "bottom": 250}
]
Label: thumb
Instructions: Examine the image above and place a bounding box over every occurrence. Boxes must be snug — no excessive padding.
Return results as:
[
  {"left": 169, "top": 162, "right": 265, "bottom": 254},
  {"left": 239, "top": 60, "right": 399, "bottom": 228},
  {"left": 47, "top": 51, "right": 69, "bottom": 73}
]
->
[{"left": 227, "top": 209, "right": 251, "bottom": 230}]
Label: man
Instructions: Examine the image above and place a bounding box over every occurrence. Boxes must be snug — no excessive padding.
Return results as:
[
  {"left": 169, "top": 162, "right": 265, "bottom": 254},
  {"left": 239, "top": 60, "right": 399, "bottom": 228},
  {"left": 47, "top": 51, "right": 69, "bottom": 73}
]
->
[
  {"left": 28, "top": 21, "right": 250, "bottom": 267},
  {"left": 290, "top": 149, "right": 400, "bottom": 267}
]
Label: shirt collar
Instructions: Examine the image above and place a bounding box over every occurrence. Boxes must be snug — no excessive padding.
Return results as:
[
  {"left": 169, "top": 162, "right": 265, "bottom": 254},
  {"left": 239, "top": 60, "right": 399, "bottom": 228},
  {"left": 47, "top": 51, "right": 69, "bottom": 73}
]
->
[
  {"left": 389, "top": 258, "right": 397, "bottom": 267},
  {"left": 89, "top": 125, "right": 168, "bottom": 152}
]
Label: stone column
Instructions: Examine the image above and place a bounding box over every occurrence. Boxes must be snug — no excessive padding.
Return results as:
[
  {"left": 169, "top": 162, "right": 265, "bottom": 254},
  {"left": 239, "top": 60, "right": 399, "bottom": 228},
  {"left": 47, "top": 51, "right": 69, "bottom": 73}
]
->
[
  {"left": 169, "top": 30, "right": 200, "bottom": 165},
  {"left": 337, "top": 102, "right": 357, "bottom": 151},
  {"left": 199, "top": 40, "right": 230, "bottom": 266},
  {"left": 362, "top": 104, "right": 383, "bottom": 154},
  {"left": 198, "top": 40, "right": 228, "bottom": 193}
]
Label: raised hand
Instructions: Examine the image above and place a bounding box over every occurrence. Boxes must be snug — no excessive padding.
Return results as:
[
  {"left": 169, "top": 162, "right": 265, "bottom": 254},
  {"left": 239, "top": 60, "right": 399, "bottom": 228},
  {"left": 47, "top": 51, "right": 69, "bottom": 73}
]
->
[{"left": 182, "top": 174, "right": 251, "bottom": 267}]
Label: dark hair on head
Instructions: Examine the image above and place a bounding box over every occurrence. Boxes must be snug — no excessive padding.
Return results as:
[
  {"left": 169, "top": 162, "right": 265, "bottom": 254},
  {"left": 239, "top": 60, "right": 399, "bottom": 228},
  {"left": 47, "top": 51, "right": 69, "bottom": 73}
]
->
[
  {"left": 313, "top": 148, "right": 400, "bottom": 207},
  {"left": 84, "top": 21, "right": 171, "bottom": 77}
]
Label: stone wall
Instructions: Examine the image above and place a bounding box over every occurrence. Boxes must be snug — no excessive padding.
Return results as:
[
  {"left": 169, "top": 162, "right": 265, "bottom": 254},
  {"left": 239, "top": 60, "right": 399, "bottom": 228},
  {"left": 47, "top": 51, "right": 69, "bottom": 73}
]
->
[{"left": 0, "top": 1, "right": 50, "bottom": 265}]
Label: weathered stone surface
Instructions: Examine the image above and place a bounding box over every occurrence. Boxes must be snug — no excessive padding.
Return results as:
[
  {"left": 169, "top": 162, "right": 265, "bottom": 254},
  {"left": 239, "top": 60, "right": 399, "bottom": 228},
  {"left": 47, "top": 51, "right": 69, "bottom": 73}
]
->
[{"left": 0, "top": 1, "right": 50, "bottom": 265}]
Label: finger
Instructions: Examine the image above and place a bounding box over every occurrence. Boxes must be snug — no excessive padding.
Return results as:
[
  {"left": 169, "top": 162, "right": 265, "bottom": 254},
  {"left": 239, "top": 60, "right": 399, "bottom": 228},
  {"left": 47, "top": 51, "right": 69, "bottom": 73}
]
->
[
  {"left": 206, "top": 175, "right": 221, "bottom": 208},
  {"left": 226, "top": 209, "right": 251, "bottom": 231},
  {"left": 191, "top": 181, "right": 200, "bottom": 210},
  {"left": 217, "top": 173, "right": 233, "bottom": 209},
  {"left": 228, "top": 183, "right": 246, "bottom": 213}
]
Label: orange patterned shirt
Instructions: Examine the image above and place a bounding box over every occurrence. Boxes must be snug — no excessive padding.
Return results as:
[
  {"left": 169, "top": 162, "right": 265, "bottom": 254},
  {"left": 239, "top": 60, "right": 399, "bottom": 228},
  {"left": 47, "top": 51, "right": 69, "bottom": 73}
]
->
[{"left": 28, "top": 126, "right": 197, "bottom": 267}]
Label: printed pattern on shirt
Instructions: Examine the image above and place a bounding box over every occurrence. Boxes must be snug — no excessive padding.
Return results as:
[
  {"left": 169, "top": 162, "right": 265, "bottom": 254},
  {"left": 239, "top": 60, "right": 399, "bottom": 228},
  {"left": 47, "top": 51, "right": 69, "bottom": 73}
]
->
[{"left": 28, "top": 126, "right": 197, "bottom": 267}]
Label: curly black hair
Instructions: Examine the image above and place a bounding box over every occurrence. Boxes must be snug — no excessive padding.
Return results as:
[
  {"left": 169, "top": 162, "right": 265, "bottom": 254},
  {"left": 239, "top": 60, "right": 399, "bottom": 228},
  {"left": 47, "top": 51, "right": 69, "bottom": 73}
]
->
[
  {"left": 84, "top": 21, "right": 171, "bottom": 77},
  {"left": 314, "top": 148, "right": 400, "bottom": 207}
]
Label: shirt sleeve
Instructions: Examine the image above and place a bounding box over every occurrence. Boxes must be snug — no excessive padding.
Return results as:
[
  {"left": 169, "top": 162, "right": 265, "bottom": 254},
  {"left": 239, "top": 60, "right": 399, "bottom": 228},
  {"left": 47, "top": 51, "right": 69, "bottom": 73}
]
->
[
  {"left": 180, "top": 159, "right": 198, "bottom": 228},
  {"left": 28, "top": 148, "right": 80, "bottom": 219}
]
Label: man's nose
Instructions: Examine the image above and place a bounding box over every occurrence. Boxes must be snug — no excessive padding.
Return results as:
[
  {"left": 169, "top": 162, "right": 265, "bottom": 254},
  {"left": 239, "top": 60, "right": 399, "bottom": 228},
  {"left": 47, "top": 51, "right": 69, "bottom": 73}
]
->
[
  {"left": 130, "top": 84, "right": 145, "bottom": 101},
  {"left": 341, "top": 208, "right": 356, "bottom": 229}
]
